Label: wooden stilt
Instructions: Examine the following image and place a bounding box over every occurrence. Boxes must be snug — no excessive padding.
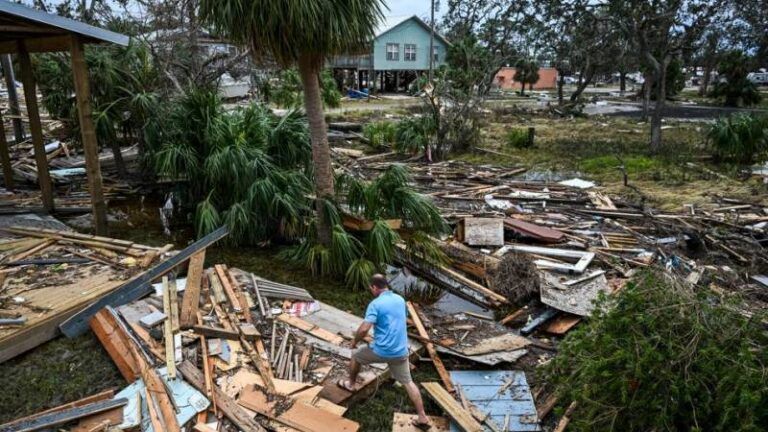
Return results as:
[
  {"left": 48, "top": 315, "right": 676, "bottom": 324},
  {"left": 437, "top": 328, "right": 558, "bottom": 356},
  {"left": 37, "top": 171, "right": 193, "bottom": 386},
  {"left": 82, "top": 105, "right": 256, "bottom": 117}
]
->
[
  {"left": 17, "top": 41, "right": 54, "bottom": 212},
  {"left": 69, "top": 35, "right": 108, "bottom": 235},
  {"left": 0, "top": 111, "right": 15, "bottom": 189}
]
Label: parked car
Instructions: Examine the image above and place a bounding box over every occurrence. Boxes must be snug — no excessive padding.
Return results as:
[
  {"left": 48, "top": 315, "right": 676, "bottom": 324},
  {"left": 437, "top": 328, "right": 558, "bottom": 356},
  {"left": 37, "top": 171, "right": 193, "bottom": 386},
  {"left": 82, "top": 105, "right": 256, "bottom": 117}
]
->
[{"left": 747, "top": 72, "right": 768, "bottom": 86}]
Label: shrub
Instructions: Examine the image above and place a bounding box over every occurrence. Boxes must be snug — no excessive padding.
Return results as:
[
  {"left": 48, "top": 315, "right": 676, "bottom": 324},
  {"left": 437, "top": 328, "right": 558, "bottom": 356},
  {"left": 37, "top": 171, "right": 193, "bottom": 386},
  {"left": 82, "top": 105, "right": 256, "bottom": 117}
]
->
[
  {"left": 270, "top": 68, "right": 341, "bottom": 108},
  {"left": 394, "top": 116, "right": 434, "bottom": 155},
  {"left": 543, "top": 270, "right": 768, "bottom": 431},
  {"left": 363, "top": 121, "right": 397, "bottom": 150},
  {"left": 710, "top": 51, "right": 762, "bottom": 107},
  {"left": 506, "top": 128, "right": 532, "bottom": 148},
  {"left": 708, "top": 114, "right": 768, "bottom": 164}
]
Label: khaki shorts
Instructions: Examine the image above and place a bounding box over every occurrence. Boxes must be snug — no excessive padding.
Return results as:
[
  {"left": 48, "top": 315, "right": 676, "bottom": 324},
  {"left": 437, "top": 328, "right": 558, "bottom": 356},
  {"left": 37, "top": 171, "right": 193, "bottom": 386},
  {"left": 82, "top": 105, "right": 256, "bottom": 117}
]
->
[{"left": 352, "top": 346, "right": 412, "bottom": 384}]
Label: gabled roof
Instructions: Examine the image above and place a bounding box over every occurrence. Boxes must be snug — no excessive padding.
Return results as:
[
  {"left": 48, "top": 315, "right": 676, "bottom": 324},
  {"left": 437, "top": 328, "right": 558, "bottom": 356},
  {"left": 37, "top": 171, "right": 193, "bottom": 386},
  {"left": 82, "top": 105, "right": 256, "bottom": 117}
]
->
[
  {"left": 0, "top": 0, "right": 129, "bottom": 53},
  {"left": 375, "top": 15, "right": 450, "bottom": 46}
]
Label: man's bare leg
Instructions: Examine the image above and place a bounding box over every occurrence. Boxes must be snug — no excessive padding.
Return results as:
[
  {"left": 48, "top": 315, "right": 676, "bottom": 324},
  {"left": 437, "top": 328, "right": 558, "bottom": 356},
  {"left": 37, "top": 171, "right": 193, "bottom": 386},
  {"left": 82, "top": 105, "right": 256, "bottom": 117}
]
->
[
  {"left": 340, "top": 357, "right": 361, "bottom": 391},
  {"left": 404, "top": 381, "right": 431, "bottom": 425}
]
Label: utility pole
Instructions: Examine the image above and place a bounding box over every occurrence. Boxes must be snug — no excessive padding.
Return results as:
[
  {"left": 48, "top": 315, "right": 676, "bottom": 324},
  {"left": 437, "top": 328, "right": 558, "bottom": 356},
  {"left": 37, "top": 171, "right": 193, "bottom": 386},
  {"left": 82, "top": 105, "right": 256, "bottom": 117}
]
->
[
  {"left": 1, "top": 55, "right": 25, "bottom": 143},
  {"left": 428, "top": 0, "right": 435, "bottom": 81}
]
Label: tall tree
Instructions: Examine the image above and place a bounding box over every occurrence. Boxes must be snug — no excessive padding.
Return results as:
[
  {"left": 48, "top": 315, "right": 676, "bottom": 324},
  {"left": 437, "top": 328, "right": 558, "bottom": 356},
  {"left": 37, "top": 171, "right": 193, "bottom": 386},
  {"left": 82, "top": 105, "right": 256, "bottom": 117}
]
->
[
  {"left": 200, "top": 0, "right": 384, "bottom": 246},
  {"left": 607, "top": 0, "right": 726, "bottom": 152}
]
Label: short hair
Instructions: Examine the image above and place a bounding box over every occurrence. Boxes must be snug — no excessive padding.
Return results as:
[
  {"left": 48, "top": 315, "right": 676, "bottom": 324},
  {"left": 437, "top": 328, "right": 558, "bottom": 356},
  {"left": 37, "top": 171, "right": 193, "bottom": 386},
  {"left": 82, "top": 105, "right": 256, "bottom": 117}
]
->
[{"left": 370, "top": 274, "right": 389, "bottom": 290}]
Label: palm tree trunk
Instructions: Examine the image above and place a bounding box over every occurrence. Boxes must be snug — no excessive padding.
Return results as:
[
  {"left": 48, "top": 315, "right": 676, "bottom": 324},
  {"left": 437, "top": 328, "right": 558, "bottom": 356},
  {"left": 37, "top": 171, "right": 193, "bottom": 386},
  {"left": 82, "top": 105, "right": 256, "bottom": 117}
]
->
[{"left": 298, "top": 56, "right": 334, "bottom": 246}]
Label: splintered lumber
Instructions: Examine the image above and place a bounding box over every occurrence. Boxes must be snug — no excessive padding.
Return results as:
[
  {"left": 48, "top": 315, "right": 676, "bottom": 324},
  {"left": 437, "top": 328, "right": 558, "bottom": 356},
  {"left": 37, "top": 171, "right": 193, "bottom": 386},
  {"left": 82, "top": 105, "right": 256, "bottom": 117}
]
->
[
  {"left": 193, "top": 325, "right": 240, "bottom": 341},
  {"left": 179, "top": 361, "right": 266, "bottom": 432},
  {"left": 536, "top": 394, "right": 558, "bottom": 420},
  {"left": 421, "top": 382, "right": 482, "bottom": 432},
  {"left": 504, "top": 219, "right": 565, "bottom": 243},
  {"left": 499, "top": 308, "right": 527, "bottom": 326},
  {"left": 89, "top": 309, "right": 140, "bottom": 381},
  {"left": 180, "top": 250, "right": 206, "bottom": 329},
  {"left": 6, "top": 390, "right": 115, "bottom": 426},
  {"left": 214, "top": 264, "right": 242, "bottom": 311},
  {"left": 162, "top": 277, "right": 176, "bottom": 379},
  {"left": 276, "top": 313, "right": 345, "bottom": 345},
  {"left": 0, "top": 398, "right": 127, "bottom": 432},
  {"left": 553, "top": 401, "right": 578, "bottom": 432},
  {"left": 406, "top": 302, "right": 453, "bottom": 393},
  {"left": 61, "top": 226, "right": 228, "bottom": 338}
]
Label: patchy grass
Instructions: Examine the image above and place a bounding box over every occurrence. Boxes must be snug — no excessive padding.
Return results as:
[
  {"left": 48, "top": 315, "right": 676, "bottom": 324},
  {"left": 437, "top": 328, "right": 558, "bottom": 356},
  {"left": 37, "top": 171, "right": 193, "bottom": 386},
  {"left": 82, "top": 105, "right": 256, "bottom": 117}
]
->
[{"left": 0, "top": 332, "right": 125, "bottom": 423}]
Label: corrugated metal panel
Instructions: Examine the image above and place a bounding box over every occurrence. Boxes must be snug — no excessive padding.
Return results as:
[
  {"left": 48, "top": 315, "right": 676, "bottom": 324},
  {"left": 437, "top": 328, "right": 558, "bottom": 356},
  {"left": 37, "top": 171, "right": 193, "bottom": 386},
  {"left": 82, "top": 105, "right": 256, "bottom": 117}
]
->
[
  {"left": 0, "top": 1, "right": 129, "bottom": 46},
  {"left": 449, "top": 370, "right": 541, "bottom": 432}
]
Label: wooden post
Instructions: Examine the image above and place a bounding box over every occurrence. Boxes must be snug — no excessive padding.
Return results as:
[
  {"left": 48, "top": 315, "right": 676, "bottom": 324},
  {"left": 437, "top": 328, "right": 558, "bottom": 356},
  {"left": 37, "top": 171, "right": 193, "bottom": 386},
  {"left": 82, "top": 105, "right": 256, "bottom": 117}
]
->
[
  {"left": 69, "top": 36, "right": 108, "bottom": 235},
  {"left": 0, "top": 111, "right": 15, "bottom": 189},
  {"left": 17, "top": 41, "right": 54, "bottom": 212},
  {"left": 1, "top": 54, "right": 25, "bottom": 143}
]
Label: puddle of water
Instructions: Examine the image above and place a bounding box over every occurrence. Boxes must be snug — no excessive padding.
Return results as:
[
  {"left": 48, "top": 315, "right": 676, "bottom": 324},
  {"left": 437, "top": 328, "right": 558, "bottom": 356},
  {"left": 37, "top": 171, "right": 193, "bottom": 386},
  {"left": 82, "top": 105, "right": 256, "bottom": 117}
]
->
[{"left": 385, "top": 265, "right": 491, "bottom": 316}]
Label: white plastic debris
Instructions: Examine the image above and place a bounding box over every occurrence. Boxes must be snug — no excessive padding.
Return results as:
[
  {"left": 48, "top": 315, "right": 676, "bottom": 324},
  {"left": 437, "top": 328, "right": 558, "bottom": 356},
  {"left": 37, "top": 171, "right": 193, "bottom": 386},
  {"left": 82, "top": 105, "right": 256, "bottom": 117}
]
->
[{"left": 558, "top": 178, "right": 596, "bottom": 189}]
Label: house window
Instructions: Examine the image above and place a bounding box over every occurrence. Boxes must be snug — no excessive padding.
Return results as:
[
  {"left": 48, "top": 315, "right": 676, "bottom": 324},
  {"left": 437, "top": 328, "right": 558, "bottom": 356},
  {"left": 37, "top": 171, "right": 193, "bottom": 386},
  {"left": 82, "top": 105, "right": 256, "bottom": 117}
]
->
[
  {"left": 404, "top": 44, "right": 416, "bottom": 61},
  {"left": 386, "top": 43, "right": 399, "bottom": 61},
  {"left": 432, "top": 46, "right": 439, "bottom": 63}
]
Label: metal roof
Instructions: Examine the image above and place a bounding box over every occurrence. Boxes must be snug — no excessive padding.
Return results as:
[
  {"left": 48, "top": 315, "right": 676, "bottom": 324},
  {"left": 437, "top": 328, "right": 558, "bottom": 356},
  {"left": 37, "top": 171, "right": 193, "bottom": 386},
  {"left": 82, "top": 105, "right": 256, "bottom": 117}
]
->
[{"left": 0, "top": 1, "right": 129, "bottom": 49}]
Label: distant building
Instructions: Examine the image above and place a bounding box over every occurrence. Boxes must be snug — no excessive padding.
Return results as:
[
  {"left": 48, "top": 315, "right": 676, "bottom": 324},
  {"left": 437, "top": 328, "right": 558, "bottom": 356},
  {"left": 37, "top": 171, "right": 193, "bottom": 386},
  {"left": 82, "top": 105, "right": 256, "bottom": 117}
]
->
[
  {"left": 327, "top": 15, "right": 450, "bottom": 93},
  {"left": 495, "top": 67, "right": 559, "bottom": 91}
]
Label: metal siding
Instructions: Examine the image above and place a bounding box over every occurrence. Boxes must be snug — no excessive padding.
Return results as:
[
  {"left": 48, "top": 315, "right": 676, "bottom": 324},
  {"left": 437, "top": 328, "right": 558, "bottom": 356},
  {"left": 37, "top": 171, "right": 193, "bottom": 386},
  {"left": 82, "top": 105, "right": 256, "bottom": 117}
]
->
[{"left": 373, "top": 18, "right": 447, "bottom": 71}]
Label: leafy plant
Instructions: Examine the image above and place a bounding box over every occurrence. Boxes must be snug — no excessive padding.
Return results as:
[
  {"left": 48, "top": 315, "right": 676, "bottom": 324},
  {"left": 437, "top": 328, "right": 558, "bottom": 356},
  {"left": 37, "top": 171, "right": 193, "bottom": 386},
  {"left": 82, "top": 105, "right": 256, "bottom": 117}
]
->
[
  {"left": 543, "top": 270, "right": 768, "bottom": 431},
  {"left": 150, "top": 87, "right": 312, "bottom": 243},
  {"left": 363, "top": 121, "right": 397, "bottom": 150},
  {"left": 394, "top": 116, "right": 435, "bottom": 155},
  {"left": 270, "top": 68, "right": 342, "bottom": 109},
  {"left": 708, "top": 114, "right": 768, "bottom": 164},
  {"left": 506, "top": 128, "right": 532, "bottom": 148},
  {"left": 710, "top": 50, "right": 763, "bottom": 107}
]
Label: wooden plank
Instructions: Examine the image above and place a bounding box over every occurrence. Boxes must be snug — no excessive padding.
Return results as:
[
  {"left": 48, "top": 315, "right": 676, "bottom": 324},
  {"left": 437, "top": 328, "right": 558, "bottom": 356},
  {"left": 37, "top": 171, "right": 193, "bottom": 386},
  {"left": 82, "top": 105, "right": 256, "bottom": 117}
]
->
[
  {"left": 215, "top": 264, "right": 242, "bottom": 311},
  {"left": 193, "top": 325, "right": 240, "bottom": 340},
  {"left": 179, "top": 250, "right": 206, "bottom": 329},
  {"left": 553, "top": 401, "right": 577, "bottom": 432},
  {"left": 406, "top": 302, "right": 453, "bottom": 393},
  {"left": 179, "top": 361, "right": 266, "bottom": 432},
  {"left": 162, "top": 277, "right": 176, "bottom": 379},
  {"left": 392, "top": 413, "right": 450, "bottom": 432},
  {"left": 421, "top": 382, "right": 482, "bottom": 432},
  {"left": 276, "top": 314, "right": 345, "bottom": 345},
  {"left": 0, "top": 399, "right": 127, "bottom": 432},
  {"left": 88, "top": 309, "right": 139, "bottom": 381},
  {"left": 544, "top": 314, "right": 581, "bottom": 335},
  {"left": 60, "top": 226, "right": 228, "bottom": 337},
  {"left": 70, "top": 35, "right": 107, "bottom": 235},
  {"left": 17, "top": 40, "right": 53, "bottom": 212},
  {"left": 504, "top": 219, "right": 564, "bottom": 243},
  {"left": 278, "top": 399, "right": 360, "bottom": 432},
  {"left": 6, "top": 390, "right": 115, "bottom": 425},
  {"left": 71, "top": 406, "right": 123, "bottom": 432}
]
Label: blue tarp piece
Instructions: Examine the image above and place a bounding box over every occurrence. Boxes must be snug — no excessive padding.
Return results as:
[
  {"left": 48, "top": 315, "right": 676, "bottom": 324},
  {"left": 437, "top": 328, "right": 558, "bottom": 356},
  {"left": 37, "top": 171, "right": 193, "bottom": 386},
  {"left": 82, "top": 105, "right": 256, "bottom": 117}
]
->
[{"left": 449, "top": 370, "right": 541, "bottom": 432}]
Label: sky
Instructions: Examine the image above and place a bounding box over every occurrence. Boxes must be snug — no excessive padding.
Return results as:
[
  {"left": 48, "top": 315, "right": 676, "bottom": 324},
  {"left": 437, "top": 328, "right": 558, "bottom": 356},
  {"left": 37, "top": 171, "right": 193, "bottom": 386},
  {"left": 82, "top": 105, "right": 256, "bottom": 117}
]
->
[{"left": 386, "top": 0, "right": 445, "bottom": 20}]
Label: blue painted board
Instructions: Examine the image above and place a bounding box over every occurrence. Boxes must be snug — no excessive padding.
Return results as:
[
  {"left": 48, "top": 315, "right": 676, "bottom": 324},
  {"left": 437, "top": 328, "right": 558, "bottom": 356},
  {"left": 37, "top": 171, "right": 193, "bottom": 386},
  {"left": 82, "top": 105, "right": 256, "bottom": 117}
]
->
[{"left": 449, "top": 370, "right": 541, "bottom": 432}]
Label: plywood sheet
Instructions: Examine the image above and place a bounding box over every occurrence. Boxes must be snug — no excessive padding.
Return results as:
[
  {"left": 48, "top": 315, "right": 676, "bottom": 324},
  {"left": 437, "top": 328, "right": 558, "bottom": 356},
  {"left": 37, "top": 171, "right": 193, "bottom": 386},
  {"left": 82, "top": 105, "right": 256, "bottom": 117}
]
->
[
  {"left": 540, "top": 272, "right": 609, "bottom": 316},
  {"left": 460, "top": 218, "right": 504, "bottom": 246},
  {"left": 392, "top": 413, "right": 450, "bottom": 432}
]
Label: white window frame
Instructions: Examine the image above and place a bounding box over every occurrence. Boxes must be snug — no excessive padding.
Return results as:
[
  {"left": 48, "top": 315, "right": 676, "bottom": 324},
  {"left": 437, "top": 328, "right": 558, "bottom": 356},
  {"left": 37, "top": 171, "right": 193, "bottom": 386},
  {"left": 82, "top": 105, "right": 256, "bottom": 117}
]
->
[
  {"left": 404, "top": 44, "right": 417, "bottom": 61},
  {"left": 386, "top": 43, "right": 400, "bottom": 61}
]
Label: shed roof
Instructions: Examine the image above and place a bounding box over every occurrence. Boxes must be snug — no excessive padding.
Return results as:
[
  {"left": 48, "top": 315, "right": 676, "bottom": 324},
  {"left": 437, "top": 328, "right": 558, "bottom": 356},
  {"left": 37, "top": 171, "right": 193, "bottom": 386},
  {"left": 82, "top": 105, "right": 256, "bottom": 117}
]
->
[{"left": 0, "top": 1, "right": 129, "bottom": 54}]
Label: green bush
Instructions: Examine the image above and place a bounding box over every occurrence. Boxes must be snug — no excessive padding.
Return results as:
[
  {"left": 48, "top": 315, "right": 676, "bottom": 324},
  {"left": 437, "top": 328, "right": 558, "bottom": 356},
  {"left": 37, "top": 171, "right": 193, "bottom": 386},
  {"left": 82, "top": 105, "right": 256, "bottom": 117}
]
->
[
  {"left": 708, "top": 114, "right": 768, "bottom": 164},
  {"left": 544, "top": 270, "right": 768, "bottom": 431},
  {"left": 506, "top": 128, "right": 532, "bottom": 148},
  {"left": 710, "top": 51, "right": 762, "bottom": 107},
  {"left": 394, "top": 116, "right": 434, "bottom": 155},
  {"left": 270, "top": 68, "right": 341, "bottom": 108},
  {"left": 363, "top": 121, "right": 397, "bottom": 149}
]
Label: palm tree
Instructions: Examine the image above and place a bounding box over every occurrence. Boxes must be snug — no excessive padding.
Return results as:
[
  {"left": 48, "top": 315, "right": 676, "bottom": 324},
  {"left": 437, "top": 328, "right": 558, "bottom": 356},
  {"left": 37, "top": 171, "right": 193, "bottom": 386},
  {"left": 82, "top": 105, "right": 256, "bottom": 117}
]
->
[{"left": 200, "top": 0, "right": 385, "bottom": 246}]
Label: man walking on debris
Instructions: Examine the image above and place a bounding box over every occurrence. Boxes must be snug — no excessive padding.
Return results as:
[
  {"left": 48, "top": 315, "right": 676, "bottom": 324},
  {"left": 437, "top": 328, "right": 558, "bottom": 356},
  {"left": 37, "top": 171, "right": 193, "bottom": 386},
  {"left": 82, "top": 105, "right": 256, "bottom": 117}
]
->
[{"left": 338, "top": 274, "right": 432, "bottom": 430}]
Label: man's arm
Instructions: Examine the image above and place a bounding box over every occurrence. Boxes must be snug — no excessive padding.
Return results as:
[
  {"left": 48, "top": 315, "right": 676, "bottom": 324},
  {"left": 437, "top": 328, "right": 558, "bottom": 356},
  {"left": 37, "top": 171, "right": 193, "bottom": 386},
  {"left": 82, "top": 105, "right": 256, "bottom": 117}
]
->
[{"left": 351, "top": 321, "right": 372, "bottom": 348}]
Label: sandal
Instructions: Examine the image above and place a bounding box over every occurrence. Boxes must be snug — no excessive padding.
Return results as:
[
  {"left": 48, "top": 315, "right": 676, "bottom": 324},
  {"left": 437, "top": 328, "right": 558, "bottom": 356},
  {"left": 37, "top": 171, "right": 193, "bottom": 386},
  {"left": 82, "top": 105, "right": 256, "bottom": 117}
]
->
[
  {"left": 411, "top": 419, "right": 432, "bottom": 431},
  {"left": 337, "top": 379, "right": 357, "bottom": 392}
]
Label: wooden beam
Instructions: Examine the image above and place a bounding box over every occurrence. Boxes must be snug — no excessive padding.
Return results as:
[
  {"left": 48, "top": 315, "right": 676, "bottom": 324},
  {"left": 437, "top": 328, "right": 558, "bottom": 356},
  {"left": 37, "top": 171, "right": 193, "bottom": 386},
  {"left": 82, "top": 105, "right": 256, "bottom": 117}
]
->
[
  {"left": 406, "top": 302, "right": 454, "bottom": 393},
  {"left": 421, "top": 382, "right": 482, "bottom": 432},
  {"left": 89, "top": 309, "right": 139, "bottom": 381},
  {"left": 0, "top": 398, "right": 127, "bottom": 432},
  {"left": 178, "top": 361, "right": 267, "bottom": 432},
  {"left": 162, "top": 277, "right": 176, "bottom": 379},
  {"left": 70, "top": 36, "right": 107, "bottom": 235},
  {"left": 17, "top": 40, "right": 53, "bottom": 212},
  {"left": 0, "top": 111, "right": 14, "bottom": 189},
  {"left": 192, "top": 324, "right": 240, "bottom": 341},
  {"left": 179, "top": 250, "right": 206, "bottom": 329}
]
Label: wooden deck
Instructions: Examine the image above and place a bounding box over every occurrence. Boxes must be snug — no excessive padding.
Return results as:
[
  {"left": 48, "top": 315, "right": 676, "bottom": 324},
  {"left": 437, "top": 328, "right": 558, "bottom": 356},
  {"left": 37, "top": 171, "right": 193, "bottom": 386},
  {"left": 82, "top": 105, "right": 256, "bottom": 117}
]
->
[{"left": 0, "top": 215, "right": 169, "bottom": 363}]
